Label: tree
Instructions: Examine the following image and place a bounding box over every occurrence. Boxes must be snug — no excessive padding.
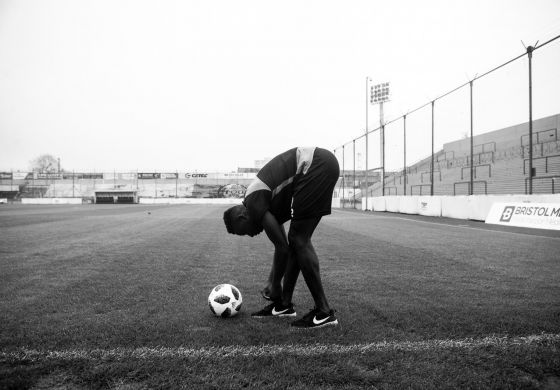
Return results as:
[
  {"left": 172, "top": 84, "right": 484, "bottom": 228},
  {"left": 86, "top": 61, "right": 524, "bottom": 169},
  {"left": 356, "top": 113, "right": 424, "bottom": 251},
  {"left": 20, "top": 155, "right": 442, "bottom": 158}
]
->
[{"left": 29, "top": 154, "right": 60, "bottom": 173}]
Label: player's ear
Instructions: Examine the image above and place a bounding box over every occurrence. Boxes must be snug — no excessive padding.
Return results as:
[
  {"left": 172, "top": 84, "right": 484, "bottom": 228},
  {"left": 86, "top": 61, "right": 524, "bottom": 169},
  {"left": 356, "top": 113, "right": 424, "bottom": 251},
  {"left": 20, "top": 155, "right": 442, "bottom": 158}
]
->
[{"left": 237, "top": 206, "right": 250, "bottom": 220}]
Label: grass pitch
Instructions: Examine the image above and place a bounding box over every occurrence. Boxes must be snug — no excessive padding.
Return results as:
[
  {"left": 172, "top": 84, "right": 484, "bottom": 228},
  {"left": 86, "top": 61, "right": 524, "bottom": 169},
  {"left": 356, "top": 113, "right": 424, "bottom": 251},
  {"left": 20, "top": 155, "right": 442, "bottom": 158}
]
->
[{"left": 1, "top": 204, "right": 559, "bottom": 389}]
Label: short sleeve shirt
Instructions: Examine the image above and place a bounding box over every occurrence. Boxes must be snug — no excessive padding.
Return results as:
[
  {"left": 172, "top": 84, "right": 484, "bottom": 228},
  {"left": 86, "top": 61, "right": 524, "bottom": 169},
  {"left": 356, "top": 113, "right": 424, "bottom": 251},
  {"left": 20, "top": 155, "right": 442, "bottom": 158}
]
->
[{"left": 243, "top": 147, "right": 316, "bottom": 226}]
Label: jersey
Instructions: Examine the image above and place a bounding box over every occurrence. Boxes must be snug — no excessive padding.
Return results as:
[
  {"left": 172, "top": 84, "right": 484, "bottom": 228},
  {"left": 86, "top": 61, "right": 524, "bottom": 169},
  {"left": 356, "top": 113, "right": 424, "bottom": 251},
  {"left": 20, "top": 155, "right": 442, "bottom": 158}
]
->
[{"left": 243, "top": 147, "right": 340, "bottom": 227}]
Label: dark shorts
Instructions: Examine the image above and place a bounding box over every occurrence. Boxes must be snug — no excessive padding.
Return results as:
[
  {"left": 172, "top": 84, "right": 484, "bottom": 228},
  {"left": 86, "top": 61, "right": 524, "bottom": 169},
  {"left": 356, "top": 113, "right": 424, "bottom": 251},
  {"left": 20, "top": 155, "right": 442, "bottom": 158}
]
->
[{"left": 292, "top": 148, "right": 340, "bottom": 221}]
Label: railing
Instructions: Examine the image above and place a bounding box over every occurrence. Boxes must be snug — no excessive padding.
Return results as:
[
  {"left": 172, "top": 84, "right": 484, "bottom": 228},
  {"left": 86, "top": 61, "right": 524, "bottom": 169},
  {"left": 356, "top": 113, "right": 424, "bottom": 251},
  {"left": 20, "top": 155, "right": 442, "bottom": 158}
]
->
[
  {"left": 521, "top": 128, "right": 558, "bottom": 147},
  {"left": 467, "top": 151, "right": 495, "bottom": 165},
  {"left": 461, "top": 164, "right": 492, "bottom": 180},
  {"left": 523, "top": 154, "right": 560, "bottom": 175},
  {"left": 521, "top": 130, "right": 559, "bottom": 158},
  {"left": 421, "top": 171, "right": 441, "bottom": 183},
  {"left": 525, "top": 175, "right": 559, "bottom": 194},
  {"left": 383, "top": 186, "right": 398, "bottom": 196},
  {"left": 474, "top": 141, "right": 496, "bottom": 154},
  {"left": 453, "top": 181, "right": 488, "bottom": 196},
  {"left": 410, "top": 184, "right": 432, "bottom": 196}
]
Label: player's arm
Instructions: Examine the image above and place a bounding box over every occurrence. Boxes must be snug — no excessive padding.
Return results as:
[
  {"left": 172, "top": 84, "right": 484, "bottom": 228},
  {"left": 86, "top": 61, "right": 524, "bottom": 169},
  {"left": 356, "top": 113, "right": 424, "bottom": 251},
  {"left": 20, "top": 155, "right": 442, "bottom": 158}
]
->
[{"left": 261, "top": 211, "right": 288, "bottom": 248}]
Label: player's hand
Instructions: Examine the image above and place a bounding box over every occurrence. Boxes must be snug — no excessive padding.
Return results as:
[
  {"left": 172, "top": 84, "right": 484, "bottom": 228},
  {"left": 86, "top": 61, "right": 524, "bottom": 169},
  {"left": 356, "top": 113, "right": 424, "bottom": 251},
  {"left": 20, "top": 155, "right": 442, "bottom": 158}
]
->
[{"left": 261, "top": 211, "right": 288, "bottom": 249}]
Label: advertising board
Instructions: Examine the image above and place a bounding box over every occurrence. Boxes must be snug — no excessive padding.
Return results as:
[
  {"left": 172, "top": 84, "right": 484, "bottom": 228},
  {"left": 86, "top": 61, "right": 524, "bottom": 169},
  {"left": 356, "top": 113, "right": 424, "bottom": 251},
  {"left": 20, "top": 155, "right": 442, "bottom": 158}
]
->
[{"left": 485, "top": 202, "right": 560, "bottom": 230}]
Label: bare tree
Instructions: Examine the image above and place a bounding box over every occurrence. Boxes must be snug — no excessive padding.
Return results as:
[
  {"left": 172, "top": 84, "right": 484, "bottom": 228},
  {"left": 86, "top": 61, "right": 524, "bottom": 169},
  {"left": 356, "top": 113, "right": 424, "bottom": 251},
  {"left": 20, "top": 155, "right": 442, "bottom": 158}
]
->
[{"left": 29, "top": 154, "right": 60, "bottom": 173}]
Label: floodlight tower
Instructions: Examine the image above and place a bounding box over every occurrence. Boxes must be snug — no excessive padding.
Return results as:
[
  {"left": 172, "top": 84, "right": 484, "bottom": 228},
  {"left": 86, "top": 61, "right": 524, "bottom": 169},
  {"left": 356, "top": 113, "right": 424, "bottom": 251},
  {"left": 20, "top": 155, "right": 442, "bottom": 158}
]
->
[
  {"left": 365, "top": 77, "right": 371, "bottom": 211},
  {"left": 370, "top": 82, "right": 390, "bottom": 196}
]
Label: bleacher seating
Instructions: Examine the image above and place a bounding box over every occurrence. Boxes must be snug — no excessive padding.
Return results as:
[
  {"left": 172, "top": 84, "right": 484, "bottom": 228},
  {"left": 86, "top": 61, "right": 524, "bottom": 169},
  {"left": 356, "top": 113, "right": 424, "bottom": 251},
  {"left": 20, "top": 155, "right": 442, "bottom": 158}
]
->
[{"left": 353, "top": 113, "right": 560, "bottom": 199}]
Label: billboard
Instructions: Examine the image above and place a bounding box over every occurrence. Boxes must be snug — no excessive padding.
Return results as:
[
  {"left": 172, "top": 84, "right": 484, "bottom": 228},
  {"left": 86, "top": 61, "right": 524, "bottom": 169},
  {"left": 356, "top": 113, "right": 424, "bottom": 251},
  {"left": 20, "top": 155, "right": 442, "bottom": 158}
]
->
[
  {"left": 486, "top": 202, "right": 560, "bottom": 230},
  {"left": 138, "top": 173, "right": 161, "bottom": 179}
]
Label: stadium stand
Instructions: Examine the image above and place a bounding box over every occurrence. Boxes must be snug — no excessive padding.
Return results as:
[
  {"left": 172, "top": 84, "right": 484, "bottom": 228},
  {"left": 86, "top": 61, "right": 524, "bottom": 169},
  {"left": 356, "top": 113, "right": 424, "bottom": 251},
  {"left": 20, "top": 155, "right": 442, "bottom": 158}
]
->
[{"left": 352, "top": 113, "right": 560, "bottom": 200}]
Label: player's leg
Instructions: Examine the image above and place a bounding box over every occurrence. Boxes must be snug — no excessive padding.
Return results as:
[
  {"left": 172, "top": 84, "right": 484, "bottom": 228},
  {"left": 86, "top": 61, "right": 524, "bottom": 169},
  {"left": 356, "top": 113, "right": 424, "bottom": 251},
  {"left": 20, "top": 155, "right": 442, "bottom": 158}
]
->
[
  {"left": 261, "top": 228, "right": 301, "bottom": 306},
  {"left": 262, "top": 223, "right": 289, "bottom": 301},
  {"left": 263, "top": 238, "right": 303, "bottom": 308},
  {"left": 288, "top": 217, "right": 338, "bottom": 328},
  {"left": 252, "top": 223, "right": 297, "bottom": 318},
  {"left": 287, "top": 216, "right": 330, "bottom": 313},
  {"left": 279, "top": 243, "right": 300, "bottom": 307}
]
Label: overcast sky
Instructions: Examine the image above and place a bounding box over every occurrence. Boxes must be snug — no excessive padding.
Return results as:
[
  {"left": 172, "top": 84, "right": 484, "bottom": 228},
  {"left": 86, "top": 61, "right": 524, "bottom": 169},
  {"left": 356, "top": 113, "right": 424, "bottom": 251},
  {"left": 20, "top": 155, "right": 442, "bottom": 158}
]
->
[{"left": 1, "top": 0, "right": 559, "bottom": 172}]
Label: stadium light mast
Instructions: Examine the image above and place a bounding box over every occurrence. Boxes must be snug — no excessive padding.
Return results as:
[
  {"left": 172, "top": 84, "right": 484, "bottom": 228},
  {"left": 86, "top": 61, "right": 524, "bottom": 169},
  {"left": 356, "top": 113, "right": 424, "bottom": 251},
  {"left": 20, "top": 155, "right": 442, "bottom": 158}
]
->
[
  {"left": 365, "top": 77, "right": 370, "bottom": 211},
  {"left": 370, "top": 82, "right": 390, "bottom": 196}
]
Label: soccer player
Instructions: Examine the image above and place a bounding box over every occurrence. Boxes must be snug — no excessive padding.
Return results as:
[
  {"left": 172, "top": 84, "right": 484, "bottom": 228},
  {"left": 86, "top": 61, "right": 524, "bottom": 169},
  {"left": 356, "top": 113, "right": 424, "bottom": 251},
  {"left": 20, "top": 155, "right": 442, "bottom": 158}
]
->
[{"left": 223, "top": 147, "right": 340, "bottom": 329}]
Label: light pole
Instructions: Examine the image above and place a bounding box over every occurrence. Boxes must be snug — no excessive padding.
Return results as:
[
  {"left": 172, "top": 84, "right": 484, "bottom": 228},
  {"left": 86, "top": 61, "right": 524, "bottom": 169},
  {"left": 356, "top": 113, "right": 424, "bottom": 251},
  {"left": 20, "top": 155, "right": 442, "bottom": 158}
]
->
[
  {"left": 365, "top": 77, "right": 370, "bottom": 210},
  {"left": 370, "top": 82, "right": 390, "bottom": 196}
]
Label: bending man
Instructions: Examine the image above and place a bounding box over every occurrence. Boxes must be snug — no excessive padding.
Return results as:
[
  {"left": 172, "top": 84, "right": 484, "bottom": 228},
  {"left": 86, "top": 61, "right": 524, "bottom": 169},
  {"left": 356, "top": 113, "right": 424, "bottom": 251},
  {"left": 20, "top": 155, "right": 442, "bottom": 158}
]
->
[{"left": 223, "top": 147, "right": 340, "bottom": 329}]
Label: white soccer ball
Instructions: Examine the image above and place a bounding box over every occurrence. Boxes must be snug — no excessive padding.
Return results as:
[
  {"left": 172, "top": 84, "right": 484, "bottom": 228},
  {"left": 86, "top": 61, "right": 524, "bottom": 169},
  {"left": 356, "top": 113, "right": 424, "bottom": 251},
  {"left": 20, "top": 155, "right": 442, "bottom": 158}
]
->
[{"left": 208, "top": 284, "right": 243, "bottom": 318}]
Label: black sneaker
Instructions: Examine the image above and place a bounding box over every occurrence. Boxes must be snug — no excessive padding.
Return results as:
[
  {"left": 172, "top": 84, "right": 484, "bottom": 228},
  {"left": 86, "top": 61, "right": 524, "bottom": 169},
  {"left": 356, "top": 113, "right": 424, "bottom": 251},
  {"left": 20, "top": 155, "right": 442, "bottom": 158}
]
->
[
  {"left": 251, "top": 302, "right": 296, "bottom": 318},
  {"left": 290, "top": 308, "right": 338, "bottom": 329}
]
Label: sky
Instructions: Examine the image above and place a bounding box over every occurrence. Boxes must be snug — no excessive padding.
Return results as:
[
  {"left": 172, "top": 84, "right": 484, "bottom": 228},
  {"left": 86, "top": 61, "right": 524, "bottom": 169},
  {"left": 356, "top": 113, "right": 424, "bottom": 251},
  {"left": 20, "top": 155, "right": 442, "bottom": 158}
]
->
[{"left": 1, "top": 0, "right": 559, "bottom": 173}]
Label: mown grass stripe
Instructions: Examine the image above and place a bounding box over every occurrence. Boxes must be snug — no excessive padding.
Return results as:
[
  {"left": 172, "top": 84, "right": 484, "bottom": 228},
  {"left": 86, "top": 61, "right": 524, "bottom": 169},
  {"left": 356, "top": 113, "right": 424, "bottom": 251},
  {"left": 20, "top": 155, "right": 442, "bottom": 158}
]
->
[{"left": 2, "top": 333, "right": 558, "bottom": 362}]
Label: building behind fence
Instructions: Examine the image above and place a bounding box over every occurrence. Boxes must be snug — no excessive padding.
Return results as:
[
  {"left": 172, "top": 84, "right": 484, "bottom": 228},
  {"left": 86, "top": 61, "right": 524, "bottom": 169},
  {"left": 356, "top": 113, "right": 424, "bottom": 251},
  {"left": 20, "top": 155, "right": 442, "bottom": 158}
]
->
[
  {"left": 334, "top": 35, "right": 560, "bottom": 209},
  {"left": 336, "top": 114, "right": 560, "bottom": 209}
]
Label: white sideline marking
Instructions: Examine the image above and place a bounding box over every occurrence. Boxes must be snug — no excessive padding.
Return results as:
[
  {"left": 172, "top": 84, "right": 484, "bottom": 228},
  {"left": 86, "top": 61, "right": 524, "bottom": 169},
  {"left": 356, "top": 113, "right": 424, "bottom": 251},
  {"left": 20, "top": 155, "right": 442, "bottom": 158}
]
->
[{"left": 2, "top": 334, "right": 558, "bottom": 362}]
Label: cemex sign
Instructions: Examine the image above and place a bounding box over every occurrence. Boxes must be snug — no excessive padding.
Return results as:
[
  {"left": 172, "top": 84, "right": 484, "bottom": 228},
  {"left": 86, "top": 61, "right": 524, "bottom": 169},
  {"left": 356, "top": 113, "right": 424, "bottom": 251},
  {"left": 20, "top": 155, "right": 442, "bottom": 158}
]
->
[{"left": 485, "top": 202, "right": 560, "bottom": 230}]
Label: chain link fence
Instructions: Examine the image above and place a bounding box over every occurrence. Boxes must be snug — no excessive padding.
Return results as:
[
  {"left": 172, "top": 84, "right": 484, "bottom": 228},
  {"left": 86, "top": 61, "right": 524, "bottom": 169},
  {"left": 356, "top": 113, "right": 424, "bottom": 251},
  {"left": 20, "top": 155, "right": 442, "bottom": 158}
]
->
[{"left": 334, "top": 37, "right": 560, "bottom": 209}]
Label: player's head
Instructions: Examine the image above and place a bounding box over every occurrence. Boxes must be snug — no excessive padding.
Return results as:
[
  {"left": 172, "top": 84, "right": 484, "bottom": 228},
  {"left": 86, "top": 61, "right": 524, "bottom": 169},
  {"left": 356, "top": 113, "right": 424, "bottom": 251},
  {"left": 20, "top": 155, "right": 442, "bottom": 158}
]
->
[{"left": 223, "top": 205, "right": 263, "bottom": 237}]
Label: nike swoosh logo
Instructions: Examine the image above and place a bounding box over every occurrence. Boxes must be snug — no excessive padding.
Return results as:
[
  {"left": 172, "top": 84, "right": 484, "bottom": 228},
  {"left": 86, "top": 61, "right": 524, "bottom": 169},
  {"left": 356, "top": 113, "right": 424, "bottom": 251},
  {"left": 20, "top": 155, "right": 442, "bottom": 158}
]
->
[
  {"left": 312, "top": 315, "right": 330, "bottom": 325},
  {"left": 272, "top": 307, "right": 289, "bottom": 315}
]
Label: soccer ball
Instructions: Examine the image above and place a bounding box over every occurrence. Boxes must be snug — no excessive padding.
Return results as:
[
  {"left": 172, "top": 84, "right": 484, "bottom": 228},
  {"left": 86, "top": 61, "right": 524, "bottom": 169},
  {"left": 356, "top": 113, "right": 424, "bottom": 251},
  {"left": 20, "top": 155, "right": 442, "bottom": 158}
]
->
[{"left": 208, "top": 284, "right": 243, "bottom": 318}]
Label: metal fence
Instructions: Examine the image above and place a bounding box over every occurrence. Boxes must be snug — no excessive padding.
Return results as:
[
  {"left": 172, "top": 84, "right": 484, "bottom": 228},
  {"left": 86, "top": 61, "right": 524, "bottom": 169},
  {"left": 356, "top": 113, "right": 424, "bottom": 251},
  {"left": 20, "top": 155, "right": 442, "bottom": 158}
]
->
[{"left": 334, "top": 36, "right": 560, "bottom": 209}]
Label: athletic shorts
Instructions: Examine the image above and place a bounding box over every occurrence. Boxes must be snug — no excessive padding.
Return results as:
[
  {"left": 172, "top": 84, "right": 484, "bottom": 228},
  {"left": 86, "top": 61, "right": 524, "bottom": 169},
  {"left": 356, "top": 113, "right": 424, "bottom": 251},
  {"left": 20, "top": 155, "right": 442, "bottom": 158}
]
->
[{"left": 291, "top": 148, "right": 340, "bottom": 221}]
